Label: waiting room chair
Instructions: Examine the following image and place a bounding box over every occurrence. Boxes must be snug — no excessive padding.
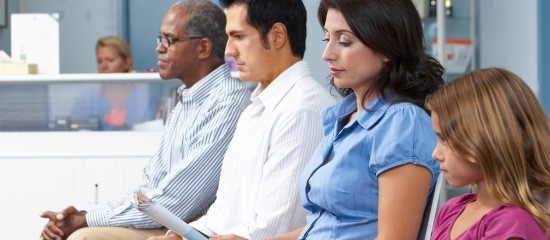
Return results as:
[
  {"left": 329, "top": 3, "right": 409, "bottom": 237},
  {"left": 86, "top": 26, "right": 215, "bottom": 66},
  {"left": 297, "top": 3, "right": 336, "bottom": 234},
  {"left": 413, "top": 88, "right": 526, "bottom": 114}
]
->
[{"left": 417, "top": 174, "right": 444, "bottom": 240}]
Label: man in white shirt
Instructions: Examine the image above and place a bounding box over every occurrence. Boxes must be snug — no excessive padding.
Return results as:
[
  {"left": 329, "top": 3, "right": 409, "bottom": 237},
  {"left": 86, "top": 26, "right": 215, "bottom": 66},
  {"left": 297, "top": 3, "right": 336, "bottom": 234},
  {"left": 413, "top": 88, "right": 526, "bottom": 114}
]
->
[
  {"left": 39, "top": 1, "right": 250, "bottom": 240},
  {"left": 147, "top": 0, "right": 335, "bottom": 239}
]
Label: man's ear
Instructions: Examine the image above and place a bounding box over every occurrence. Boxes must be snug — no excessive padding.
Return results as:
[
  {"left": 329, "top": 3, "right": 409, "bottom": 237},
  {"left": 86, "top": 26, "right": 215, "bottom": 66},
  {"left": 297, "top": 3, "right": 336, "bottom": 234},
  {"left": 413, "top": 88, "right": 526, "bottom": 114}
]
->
[
  {"left": 197, "top": 38, "right": 212, "bottom": 60},
  {"left": 270, "top": 22, "right": 288, "bottom": 50}
]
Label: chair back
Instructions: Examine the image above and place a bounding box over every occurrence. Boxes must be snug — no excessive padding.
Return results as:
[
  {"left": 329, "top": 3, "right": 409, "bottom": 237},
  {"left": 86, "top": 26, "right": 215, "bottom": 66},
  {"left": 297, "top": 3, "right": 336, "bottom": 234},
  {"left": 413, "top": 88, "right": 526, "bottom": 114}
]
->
[{"left": 417, "top": 174, "right": 444, "bottom": 240}]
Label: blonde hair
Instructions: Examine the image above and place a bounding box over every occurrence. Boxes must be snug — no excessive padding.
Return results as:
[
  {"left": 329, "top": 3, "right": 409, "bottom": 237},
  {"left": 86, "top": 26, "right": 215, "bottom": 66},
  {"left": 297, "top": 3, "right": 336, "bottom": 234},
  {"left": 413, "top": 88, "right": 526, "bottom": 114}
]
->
[
  {"left": 427, "top": 67, "right": 550, "bottom": 231},
  {"left": 96, "top": 36, "right": 134, "bottom": 72}
]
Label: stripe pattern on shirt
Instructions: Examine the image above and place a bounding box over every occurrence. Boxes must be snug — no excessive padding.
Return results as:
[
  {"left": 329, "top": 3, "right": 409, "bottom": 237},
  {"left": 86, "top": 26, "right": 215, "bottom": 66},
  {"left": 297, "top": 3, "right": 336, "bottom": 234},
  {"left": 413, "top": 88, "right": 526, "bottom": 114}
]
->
[{"left": 86, "top": 64, "right": 251, "bottom": 228}]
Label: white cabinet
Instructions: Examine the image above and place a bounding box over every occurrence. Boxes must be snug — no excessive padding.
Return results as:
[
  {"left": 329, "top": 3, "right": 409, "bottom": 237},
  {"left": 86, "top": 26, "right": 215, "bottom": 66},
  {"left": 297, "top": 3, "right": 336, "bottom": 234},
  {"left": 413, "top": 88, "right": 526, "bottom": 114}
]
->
[{"left": 0, "top": 132, "right": 160, "bottom": 240}]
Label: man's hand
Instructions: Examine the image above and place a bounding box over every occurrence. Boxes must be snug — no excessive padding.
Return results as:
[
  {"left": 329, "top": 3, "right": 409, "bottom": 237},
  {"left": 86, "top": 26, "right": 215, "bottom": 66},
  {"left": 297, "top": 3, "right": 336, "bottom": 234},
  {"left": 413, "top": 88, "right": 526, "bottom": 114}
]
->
[{"left": 39, "top": 206, "right": 88, "bottom": 240}]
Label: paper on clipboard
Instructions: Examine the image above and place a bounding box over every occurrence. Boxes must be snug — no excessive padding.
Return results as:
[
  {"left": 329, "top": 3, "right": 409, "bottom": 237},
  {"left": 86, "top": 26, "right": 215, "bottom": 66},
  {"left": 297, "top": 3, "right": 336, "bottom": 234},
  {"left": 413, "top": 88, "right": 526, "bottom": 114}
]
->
[
  {"left": 133, "top": 190, "right": 207, "bottom": 240},
  {"left": 11, "top": 13, "right": 60, "bottom": 74}
]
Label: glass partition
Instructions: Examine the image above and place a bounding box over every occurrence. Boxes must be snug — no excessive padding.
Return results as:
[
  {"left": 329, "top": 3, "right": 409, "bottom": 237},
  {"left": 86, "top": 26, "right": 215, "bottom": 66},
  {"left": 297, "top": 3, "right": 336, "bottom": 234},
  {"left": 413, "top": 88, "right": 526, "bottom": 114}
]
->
[{"left": 0, "top": 73, "right": 181, "bottom": 132}]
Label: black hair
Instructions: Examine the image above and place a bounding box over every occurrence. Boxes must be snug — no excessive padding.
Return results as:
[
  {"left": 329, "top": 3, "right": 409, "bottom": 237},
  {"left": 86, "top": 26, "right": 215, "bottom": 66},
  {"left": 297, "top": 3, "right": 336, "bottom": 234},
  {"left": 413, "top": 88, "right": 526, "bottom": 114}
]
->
[
  {"left": 221, "top": 0, "right": 307, "bottom": 58},
  {"left": 319, "top": 0, "right": 445, "bottom": 111}
]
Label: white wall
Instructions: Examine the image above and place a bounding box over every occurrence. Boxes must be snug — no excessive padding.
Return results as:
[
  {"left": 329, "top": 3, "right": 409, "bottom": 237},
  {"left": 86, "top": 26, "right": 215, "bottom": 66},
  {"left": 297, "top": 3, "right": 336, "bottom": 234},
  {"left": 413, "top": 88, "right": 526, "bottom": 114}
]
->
[
  {"left": 0, "top": 132, "right": 159, "bottom": 240},
  {"left": 479, "top": 0, "right": 539, "bottom": 93}
]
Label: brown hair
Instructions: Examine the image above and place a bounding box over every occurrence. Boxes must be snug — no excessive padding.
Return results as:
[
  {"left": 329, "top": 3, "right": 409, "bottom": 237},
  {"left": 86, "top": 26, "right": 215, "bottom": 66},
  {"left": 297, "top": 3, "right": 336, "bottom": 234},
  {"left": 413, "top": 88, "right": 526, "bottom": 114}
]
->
[{"left": 428, "top": 67, "right": 550, "bottom": 231}]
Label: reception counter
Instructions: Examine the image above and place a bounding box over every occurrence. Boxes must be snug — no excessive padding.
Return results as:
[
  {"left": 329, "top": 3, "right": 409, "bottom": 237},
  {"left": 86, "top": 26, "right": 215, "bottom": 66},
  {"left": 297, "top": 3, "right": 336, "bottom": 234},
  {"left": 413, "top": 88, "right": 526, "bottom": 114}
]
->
[
  {"left": 0, "top": 73, "right": 180, "bottom": 131},
  {"left": 0, "top": 73, "right": 178, "bottom": 239}
]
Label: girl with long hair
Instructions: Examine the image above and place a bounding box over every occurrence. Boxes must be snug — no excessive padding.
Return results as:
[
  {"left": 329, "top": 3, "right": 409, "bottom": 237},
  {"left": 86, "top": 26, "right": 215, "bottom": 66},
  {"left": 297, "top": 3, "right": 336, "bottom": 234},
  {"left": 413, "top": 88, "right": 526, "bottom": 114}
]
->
[{"left": 429, "top": 67, "right": 550, "bottom": 239}]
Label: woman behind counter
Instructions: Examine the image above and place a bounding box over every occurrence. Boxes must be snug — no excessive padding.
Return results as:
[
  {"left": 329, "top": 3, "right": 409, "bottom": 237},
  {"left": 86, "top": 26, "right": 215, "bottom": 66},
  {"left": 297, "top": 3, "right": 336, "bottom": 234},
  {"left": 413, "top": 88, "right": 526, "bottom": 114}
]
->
[{"left": 70, "top": 36, "right": 160, "bottom": 130}]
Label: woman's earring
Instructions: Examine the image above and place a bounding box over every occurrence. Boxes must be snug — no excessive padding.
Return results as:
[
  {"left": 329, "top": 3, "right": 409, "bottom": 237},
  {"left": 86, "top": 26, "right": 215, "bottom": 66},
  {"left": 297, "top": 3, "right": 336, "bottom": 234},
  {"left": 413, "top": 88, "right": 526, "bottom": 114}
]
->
[{"left": 383, "top": 58, "right": 390, "bottom": 63}]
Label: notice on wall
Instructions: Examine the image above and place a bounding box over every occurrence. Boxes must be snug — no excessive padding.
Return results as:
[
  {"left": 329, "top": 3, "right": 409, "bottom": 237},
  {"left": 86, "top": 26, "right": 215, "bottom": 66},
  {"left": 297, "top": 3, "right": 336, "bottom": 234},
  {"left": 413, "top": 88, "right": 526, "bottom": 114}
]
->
[
  {"left": 11, "top": 13, "right": 60, "bottom": 74},
  {"left": 432, "top": 38, "right": 473, "bottom": 74}
]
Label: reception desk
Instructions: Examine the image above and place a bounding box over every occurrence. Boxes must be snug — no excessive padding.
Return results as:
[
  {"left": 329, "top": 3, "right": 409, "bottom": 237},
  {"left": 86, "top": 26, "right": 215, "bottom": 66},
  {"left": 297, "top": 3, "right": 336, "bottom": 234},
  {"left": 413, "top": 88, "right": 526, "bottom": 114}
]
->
[
  {"left": 0, "top": 73, "right": 180, "bottom": 131},
  {"left": 0, "top": 73, "right": 179, "bottom": 239}
]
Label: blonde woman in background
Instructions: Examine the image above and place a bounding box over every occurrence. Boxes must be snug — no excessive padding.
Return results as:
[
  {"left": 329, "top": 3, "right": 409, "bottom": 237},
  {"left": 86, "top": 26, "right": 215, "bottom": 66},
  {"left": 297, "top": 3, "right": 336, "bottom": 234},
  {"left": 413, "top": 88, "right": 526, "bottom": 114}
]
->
[
  {"left": 95, "top": 36, "right": 133, "bottom": 73},
  {"left": 70, "top": 36, "right": 160, "bottom": 130},
  {"left": 429, "top": 67, "right": 550, "bottom": 239}
]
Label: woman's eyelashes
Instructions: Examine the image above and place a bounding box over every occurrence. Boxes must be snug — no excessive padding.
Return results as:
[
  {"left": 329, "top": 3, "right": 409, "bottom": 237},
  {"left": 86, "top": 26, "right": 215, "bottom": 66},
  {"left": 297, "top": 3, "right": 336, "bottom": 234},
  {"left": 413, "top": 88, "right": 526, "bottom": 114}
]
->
[
  {"left": 322, "top": 37, "right": 352, "bottom": 47},
  {"left": 338, "top": 41, "right": 351, "bottom": 47}
]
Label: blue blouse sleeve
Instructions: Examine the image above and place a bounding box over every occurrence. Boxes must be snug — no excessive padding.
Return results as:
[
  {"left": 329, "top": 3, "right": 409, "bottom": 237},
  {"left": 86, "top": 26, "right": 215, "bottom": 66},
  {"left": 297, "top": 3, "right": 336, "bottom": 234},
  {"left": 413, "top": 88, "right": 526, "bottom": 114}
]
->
[{"left": 368, "top": 104, "right": 439, "bottom": 177}]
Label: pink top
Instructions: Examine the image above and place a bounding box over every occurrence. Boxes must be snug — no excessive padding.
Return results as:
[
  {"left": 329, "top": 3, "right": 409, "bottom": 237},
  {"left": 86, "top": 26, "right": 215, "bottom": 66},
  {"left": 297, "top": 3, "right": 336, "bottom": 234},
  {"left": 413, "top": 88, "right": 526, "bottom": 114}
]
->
[{"left": 431, "top": 193, "right": 549, "bottom": 240}]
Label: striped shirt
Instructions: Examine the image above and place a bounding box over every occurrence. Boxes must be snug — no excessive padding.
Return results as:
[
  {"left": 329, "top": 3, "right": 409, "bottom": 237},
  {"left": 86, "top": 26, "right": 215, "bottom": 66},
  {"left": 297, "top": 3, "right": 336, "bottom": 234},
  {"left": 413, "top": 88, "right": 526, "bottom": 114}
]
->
[
  {"left": 86, "top": 64, "right": 251, "bottom": 228},
  {"left": 190, "top": 61, "right": 336, "bottom": 239}
]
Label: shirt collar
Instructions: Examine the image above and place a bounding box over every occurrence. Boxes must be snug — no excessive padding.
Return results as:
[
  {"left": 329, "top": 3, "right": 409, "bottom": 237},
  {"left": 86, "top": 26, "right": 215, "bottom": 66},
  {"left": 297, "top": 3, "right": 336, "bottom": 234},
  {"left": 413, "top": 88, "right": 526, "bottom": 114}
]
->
[
  {"left": 324, "top": 90, "right": 394, "bottom": 130},
  {"left": 355, "top": 94, "right": 391, "bottom": 130},
  {"left": 249, "top": 61, "right": 310, "bottom": 112},
  {"left": 177, "top": 63, "right": 230, "bottom": 104}
]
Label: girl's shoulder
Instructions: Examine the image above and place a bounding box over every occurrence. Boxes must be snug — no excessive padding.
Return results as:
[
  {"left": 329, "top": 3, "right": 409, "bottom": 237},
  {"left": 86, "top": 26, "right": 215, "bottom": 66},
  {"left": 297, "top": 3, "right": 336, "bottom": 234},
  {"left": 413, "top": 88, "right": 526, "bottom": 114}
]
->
[
  {"left": 478, "top": 204, "right": 548, "bottom": 239},
  {"left": 486, "top": 204, "right": 538, "bottom": 222}
]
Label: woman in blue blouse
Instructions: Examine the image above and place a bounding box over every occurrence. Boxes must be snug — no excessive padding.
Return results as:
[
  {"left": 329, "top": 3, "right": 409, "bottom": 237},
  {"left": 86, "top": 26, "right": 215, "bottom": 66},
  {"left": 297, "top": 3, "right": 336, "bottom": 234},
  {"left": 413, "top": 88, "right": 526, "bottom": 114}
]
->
[
  {"left": 208, "top": 0, "right": 444, "bottom": 239},
  {"left": 263, "top": 0, "right": 446, "bottom": 239}
]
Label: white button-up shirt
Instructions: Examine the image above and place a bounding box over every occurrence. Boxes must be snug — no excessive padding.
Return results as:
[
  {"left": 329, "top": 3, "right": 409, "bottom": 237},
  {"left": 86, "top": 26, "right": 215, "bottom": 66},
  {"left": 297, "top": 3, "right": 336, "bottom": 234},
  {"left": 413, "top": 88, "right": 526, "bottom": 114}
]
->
[{"left": 190, "top": 61, "right": 336, "bottom": 239}]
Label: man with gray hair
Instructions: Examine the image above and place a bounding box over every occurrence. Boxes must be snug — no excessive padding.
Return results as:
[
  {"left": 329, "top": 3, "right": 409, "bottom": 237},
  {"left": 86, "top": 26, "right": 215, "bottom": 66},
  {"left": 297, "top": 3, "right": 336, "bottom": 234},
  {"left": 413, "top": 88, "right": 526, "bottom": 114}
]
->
[{"left": 39, "top": 1, "right": 251, "bottom": 239}]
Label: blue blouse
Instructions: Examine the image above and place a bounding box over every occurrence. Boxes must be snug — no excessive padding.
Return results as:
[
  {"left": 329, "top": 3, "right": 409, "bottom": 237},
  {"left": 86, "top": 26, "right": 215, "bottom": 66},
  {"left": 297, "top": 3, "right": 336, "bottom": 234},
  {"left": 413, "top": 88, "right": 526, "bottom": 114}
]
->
[{"left": 298, "top": 94, "right": 440, "bottom": 239}]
